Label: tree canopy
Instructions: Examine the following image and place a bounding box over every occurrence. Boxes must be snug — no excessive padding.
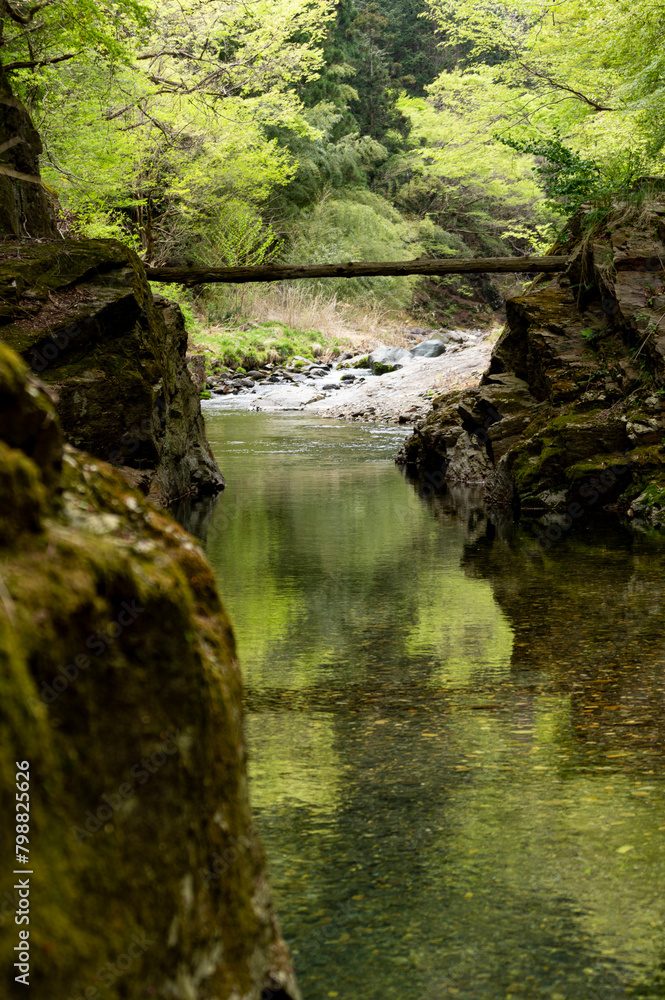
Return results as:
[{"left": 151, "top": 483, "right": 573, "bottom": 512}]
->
[
  {"left": 0, "top": 0, "right": 662, "bottom": 313},
  {"left": 424, "top": 0, "right": 665, "bottom": 203}
]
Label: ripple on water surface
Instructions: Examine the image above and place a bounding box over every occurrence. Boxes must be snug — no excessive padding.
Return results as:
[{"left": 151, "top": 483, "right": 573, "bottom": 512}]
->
[{"left": 180, "top": 409, "right": 665, "bottom": 1000}]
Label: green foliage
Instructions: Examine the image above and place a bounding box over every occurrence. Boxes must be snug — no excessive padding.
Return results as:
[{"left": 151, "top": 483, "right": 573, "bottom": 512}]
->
[
  {"left": 283, "top": 188, "right": 422, "bottom": 305},
  {"left": 193, "top": 322, "right": 331, "bottom": 369},
  {"left": 202, "top": 204, "right": 282, "bottom": 269},
  {"left": 12, "top": 0, "right": 663, "bottom": 323},
  {"left": 68, "top": 203, "right": 144, "bottom": 253},
  {"left": 497, "top": 134, "right": 603, "bottom": 216},
  {"left": 299, "top": 0, "right": 415, "bottom": 150},
  {"left": 423, "top": 0, "right": 665, "bottom": 199},
  {"left": 393, "top": 92, "right": 552, "bottom": 254},
  {"left": 369, "top": 0, "right": 448, "bottom": 95},
  {"left": 12, "top": 0, "right": 336, "bottom": 264},
  {"left": 347, "top": 2, "right": 410, "bottom": 145},
  {"left": 1, "top": 0, "right": 151, "bottom": 73},
  {"left": 269, "top": 117, "right": 390, "bottom": 213}
]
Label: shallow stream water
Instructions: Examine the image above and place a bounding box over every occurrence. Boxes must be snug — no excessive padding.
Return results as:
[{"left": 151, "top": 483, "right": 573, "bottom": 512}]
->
[{"left": 183, "top": 406, "right": 665, "bottom": 1000}]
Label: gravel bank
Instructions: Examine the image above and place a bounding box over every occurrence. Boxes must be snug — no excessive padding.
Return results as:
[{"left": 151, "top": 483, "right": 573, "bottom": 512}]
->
[{"left": 200, "top": 331, "right": 493, "bottom": 424}]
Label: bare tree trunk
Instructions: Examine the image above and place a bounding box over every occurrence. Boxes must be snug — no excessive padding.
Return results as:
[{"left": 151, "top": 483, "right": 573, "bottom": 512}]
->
[{"left": 144, "top": 255, "right": 570, "bottom": 286}]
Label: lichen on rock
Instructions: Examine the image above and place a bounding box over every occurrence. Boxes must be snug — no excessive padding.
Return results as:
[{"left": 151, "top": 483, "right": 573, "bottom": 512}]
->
[
  {"left": 0, "top": 343, "right": 298, "bottom": 1000},
  {"left": 397, "top": 199, "right": 665, "bottom": 530},
  {"left": 0, "top": 237, "right": 225, "bottom": 506}
]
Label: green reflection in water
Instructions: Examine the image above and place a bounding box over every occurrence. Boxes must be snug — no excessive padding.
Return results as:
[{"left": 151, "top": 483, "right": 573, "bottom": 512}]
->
[{"left": 190, "top": 407, "right": 665, "bottom": 1000}]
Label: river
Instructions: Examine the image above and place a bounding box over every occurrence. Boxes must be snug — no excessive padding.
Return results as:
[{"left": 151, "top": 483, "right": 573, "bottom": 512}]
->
[{"left": 180, "top": 405, "right": 665, "bottom": 1000}]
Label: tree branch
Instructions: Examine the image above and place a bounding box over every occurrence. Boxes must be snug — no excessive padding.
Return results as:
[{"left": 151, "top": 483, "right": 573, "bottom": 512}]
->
[
  {"left": 3, "top": 51, "right": 77, "bottom": 70},
  {"left": 102, "top": 102, "right": 136, "bottom": 122},
  {"left": 3, "top": 0, "right": 50, "bottom": 25},
  {"left": 0, "top": 21, "right": 46, "bottom": 48},
  {"left": 517, "top": 60, "right": 614, "bottom": 112},
  {"left": 136, "top": 48, "right": 217, "bottom": 64}
]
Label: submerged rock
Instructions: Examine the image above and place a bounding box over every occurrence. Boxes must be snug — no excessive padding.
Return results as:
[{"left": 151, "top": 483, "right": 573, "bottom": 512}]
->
[
  {"left": 398, "top": 200, "right": 665, "bottom": 529},
  {"left": 0, "top": 238, "right": 225, "bottom": 505},
  {"left": 0, "top": 343, "right": 299, "bottom": 1000}
]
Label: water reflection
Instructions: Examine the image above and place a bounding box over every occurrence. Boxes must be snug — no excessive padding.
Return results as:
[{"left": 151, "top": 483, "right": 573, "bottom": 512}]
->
[
  {"left": 170, "top": 490, "right": 222, "bottom": 544},
  {"left": 182, "top": 409, "right": 665, "bottom": 1000}
]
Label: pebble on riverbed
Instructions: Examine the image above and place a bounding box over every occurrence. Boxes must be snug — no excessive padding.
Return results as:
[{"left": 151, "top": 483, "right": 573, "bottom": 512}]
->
[{"left": 198, "top": 330, "right": 487, "bottom": 413}]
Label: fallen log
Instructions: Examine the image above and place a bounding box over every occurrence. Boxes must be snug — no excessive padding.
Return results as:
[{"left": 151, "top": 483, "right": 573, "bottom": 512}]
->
[{"left": 145, "top": 254, "right": 570, "bottom": 286}]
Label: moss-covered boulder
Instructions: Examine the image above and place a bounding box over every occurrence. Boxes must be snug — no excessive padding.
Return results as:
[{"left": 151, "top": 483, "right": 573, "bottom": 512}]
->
[
  {"left": 397, "top": 199, "right": 665, "bottom": 529},
  {"left": 0, "top": 238, "right": 224, "bottom": 505},
  {"left": 0, "top": 343, "right": 298, "bottom": 1000}
]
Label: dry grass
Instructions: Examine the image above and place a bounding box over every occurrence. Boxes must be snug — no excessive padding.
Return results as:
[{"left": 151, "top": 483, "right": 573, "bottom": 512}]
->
[
  {"left": 190, "top": 275, "right": 504, "bottom": 366},
  {"left": 222, "top": 282, "right": 414, "bottom": 353}
]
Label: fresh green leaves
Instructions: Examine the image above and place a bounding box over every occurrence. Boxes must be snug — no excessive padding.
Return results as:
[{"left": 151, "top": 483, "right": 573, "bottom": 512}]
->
[
  {"left": 497, "top": 133, "right": 602, "bottom": 215},
  {"left": 19, "top": 0, "right": 336, "bottom": 261},
  {"left": 423, "top": 0, "right": 665, "bottom": 205}
]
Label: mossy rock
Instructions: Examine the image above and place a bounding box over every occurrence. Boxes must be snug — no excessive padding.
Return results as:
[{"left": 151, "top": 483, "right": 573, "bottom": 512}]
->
[
  {"left": 0, "top": 240, "right": 224, "bottom": 505},
  {"left": 0, "top": 344, "right": 299, "bottom": 1000},
  {"left": 373, "top": 361, "right": 402, "bottom": 376},
  {"left": 398, "top": 197, "right": 665, "bottom": 528}
]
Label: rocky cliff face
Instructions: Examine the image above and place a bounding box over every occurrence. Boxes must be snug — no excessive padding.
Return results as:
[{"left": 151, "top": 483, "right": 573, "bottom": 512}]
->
[
  {"left": 0, "top": 64, "right": 58, "bottom": 240},
  {"left": 398, "top": 200, "right": 665, "bottom": 530},
  {"left": 0, "top": 342, "right": 298, "bottom": 1000},
  {"left": 0, "top": 237, "right": 224, "bottom": 505}
]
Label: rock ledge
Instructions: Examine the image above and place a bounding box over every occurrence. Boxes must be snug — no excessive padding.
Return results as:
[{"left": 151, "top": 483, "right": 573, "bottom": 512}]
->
[
  {"left": 397, "top": 202, "right": 665, "bottom": 529},
  {"left": 0, "top": 237, "right": 225, "bottom": 505}
]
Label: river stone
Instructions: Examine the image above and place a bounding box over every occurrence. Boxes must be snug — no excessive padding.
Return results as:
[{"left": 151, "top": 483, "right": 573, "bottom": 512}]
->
[
  {"left": 368, "top": 345, "right": 413, "bottom": 375},
  {"left": 369, "top": 346, "right": 413, "bottom": 365},
  {"left": 346, "top": 354, "right": 370, "bottom": 368},
  {"left": 0, "top": 342, "right": 300, "bottom": 1000},
  {"left": 410, "top": 339, "right": 447, "bottom": 358},
  {"left": 0, "top": 239, "right": 224, "bottom": 506}
]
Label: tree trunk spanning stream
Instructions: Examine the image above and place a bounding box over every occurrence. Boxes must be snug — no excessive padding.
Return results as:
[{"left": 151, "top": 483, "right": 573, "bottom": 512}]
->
[
  {"left": 145, "top": 255, "right": 571, "bottom": 285},
  {"left": 143, "top": 254, "right": 658, "bottom": 286}
]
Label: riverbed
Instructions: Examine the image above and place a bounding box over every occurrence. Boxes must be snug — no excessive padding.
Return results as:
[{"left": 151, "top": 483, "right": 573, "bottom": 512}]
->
[{"left": 182, "top": 405, "right": 665, "bottom": 1000}]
